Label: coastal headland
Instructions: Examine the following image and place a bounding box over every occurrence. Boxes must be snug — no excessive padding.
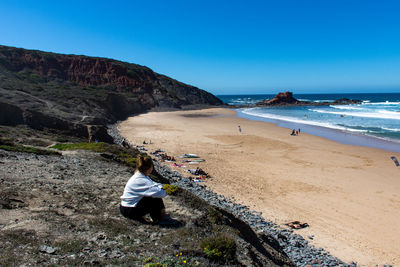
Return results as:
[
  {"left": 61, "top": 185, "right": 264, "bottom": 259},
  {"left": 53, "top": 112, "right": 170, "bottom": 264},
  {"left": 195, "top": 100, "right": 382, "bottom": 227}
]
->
[{"left": 119, "top": 107, "right": 400, "bottom": 266}]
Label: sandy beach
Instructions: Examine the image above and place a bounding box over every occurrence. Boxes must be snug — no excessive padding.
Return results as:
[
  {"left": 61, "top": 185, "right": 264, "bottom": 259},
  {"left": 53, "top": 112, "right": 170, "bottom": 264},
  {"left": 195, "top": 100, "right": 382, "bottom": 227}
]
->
[{"left": 119, "top": 108, "right": 400, "bottom": 266}]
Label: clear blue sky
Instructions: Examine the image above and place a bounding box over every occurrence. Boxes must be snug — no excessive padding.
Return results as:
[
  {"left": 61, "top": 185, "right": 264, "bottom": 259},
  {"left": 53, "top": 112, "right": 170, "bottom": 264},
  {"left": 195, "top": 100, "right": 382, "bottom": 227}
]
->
[{"left": 1, "top": 0, "right": 400, "bottom": 95}]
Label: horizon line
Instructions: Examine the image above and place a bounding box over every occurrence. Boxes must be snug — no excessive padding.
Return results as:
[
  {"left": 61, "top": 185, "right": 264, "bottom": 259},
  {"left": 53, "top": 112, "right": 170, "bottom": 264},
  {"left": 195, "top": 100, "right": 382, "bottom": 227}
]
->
[{"left": 216, "top": 91, "right": 400, "bottom": 96}]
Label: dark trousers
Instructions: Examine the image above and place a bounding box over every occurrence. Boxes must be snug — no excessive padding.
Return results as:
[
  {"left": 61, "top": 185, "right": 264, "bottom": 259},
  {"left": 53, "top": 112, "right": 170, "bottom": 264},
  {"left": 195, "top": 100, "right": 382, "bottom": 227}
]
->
[{"left": 120, "top": 197, "right": 165, "bottom": 222}]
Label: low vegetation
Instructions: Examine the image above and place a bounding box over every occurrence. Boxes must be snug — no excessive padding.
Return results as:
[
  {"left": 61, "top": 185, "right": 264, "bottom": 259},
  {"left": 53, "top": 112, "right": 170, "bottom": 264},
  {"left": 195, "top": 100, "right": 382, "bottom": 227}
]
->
[
  {"left": 54, "top": 239, "right": 86, "bottom": 254},
  {"left": 200, "top": 234, "right": 237, "bottom": 263},
  {"left": 0, "top": 137, "right": 60, "bottom": 155},
  {"left": 51, "top": 142, "right": 107, "bottom": 152},
  {"left": 162, "top": 184, "right": 181, "bottom": 195},
  {"left": 51, "top": 142, "right": 141, "bottom": 170}
]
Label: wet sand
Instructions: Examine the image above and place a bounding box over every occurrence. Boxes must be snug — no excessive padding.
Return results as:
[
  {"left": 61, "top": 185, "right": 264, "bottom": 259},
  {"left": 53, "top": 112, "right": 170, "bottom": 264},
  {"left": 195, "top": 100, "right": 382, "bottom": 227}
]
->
[{"left": 119, "top": 108, "right": 400, "bottom": 266}]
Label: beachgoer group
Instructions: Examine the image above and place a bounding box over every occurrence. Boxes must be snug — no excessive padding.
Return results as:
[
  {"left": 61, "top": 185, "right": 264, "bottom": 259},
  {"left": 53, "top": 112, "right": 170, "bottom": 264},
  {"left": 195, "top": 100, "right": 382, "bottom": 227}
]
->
[{"left": 291, "top": 129, "right": 301, "bottom": 136}]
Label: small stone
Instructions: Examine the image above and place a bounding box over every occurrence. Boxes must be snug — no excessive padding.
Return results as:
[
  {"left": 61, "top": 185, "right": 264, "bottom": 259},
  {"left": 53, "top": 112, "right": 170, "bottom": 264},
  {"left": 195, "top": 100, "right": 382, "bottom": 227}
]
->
[
  {"left": 97, "top": 233, "right": 107, "bottom": 240},
  {"left": 150, "top": 232, "right": 159, "bottom": 240},
  {"left": 67, "top": 254, "right": 77, "bottom": 260},
  {"left": 39, "top": 245, "right": 56, "bottom": 254}
]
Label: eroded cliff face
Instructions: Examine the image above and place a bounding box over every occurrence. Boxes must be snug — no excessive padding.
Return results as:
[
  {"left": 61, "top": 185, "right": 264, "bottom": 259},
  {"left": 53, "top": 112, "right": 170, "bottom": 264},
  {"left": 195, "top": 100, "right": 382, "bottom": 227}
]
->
[
  {"left": 1, "top": 47, "right": 153, "bottom": 91},
  {"left": 0, "top": 45, "right": 222, "bottom": 106},
  {"left": 0, "top": 45, "right": 223, "bottom": 141}
]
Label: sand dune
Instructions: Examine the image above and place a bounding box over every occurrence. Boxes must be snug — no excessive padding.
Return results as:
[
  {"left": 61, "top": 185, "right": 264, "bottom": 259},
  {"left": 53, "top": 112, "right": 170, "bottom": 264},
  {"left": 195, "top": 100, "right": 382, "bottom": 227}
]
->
[{"left": 119, "top": 108, "right": 400, "bottom": 266}]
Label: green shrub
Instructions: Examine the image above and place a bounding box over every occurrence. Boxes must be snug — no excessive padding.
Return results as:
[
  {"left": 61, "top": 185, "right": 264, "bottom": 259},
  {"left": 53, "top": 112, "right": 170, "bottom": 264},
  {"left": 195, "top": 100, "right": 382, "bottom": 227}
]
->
[
  {"left": 51, "top": 142, "right": 140, "bottom": 169},
  {"left": 51, "top": 142, "right": 107, "bottom": 152},
  {"left": 143, "top": 256, "right": 154, "bottom": 263},
  {"left": 200, "top": 234, "right": 236, "bottom": 263},
  {"left": 162, "top": 184, "right": 180, "bottom": 195},
  {"left": 118, "top": 152, "right": 137, "bottom": 168}
]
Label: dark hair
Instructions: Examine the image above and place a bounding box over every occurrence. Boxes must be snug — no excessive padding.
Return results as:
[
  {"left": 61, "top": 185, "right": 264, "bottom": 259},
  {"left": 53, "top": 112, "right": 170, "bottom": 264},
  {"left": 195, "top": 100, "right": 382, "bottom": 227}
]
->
[{"left": 137, "top": 155, "right": 153, "bottom": 173}]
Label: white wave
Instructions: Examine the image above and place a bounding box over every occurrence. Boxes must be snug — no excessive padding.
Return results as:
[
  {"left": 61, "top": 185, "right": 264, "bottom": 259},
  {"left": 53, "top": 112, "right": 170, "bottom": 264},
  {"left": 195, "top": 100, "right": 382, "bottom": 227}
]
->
[
  {"left": 378, "top": 110, "right": 400, "bottom": 115},
  {"left": 309, "top": 109, "right": 400, "bottom": 120},
  {"left": 240, "top": 108, "right": 400, "bottom": 144},
  {"left": 364, "top": 101, "right": 400, "bottom": 105},
  {"left": 329, "top": 105, "right": 363, "bottom": 110},
  {"left": 382, "top": 127, "right": 400, "bottom": 132},
  {"left": 241, "top": 108, "right": 349, "bottom": 131},
  {"left": 345, "top": 128, "right": 369, "bottom": 133},
  {"left": 242, "top": 109, "right": 378, "bottom": 134},
  {"left": 313, "top": 100, "right": 335, "bottom": 103},
  {"left": 229, "top": 99, "right": 258, "bottom": 105},
  {"left": 231, "top": 100, "right": 248, "bottom": 103}
]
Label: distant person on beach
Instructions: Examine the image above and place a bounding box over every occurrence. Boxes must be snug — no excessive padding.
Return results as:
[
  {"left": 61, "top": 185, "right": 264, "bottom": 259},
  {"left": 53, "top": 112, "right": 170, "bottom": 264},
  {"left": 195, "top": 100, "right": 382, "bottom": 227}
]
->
[
  {"left": 120, "top": 156, "right": 176, "bottom": 225},
  {"left": 291, "top": 129, "right": 297, "bottom": 136},
  {"left": 238, "top": 125, "right": 242, "bottom": 133}
]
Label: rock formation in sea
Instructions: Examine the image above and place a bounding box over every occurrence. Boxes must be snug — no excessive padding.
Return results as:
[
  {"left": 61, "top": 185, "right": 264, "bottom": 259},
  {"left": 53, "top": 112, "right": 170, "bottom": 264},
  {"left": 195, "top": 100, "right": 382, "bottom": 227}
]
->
[
  {"left": 0, "top": 45, "right": 223, "bottom": 141},
  {"left": 256, "top": 91, "right": 361, "bottom": 106},
  {"left": 256, "top": 91, "right": 300, "bottom": 106}
]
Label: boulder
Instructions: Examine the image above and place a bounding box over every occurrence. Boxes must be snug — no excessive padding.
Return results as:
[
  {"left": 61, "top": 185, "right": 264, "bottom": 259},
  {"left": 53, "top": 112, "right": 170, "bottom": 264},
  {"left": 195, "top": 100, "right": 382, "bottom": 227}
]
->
[
  {"left": 87, "top": 125, "right": 114, "bottom": 143},
  {"left": 0, "top": 102, "right": 24, "bottom": 125},
  {"left": 256, "top": 91, "right": 300, "bottom": 106}
]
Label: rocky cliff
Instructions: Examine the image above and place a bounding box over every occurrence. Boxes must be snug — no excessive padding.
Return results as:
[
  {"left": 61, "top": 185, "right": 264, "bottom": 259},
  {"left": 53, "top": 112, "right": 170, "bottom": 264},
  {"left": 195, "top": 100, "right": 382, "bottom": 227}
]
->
[{"left": 0, "top": 45, "right": 223, "bottom": 141}]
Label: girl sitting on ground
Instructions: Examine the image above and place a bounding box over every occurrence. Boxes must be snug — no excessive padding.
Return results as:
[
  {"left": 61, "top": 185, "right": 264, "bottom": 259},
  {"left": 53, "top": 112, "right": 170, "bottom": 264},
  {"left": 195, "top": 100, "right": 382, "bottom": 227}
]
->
[{"left": 120, "top": 155, "right": 175, "bottom": 225}]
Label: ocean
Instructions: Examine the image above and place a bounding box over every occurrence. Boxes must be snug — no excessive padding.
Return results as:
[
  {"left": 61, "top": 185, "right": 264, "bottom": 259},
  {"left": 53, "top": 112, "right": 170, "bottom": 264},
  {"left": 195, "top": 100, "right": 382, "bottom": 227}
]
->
[{"left": 217, "top": 93, "right": 400, "bottom": 153}]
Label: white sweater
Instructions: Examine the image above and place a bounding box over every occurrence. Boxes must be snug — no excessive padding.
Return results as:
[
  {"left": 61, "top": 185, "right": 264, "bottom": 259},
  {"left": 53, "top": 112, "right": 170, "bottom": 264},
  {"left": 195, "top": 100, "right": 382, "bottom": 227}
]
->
[{"left": 120, "top": 171, "right": 166, "bottom": 207}]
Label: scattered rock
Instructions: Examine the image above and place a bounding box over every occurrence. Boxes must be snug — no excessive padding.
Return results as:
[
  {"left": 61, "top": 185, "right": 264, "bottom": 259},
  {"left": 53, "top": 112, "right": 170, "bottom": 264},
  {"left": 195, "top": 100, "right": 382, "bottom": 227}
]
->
[{"left": 39, "top": 245, "right": 56, "bottom": 254}]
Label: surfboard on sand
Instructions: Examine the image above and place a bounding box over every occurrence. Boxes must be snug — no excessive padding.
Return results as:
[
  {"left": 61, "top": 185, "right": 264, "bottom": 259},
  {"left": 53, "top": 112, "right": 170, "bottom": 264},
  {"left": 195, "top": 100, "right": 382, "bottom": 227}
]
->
[
  {"left": 180, "top": 153, "right": 200, "bottom": 158},
  {"left": 391, "top": 156, "right": 399, "bottom": 167}
]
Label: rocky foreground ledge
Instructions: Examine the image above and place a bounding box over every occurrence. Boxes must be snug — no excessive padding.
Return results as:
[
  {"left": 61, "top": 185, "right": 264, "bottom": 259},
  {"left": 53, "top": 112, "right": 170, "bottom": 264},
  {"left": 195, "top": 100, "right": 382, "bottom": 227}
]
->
[{"left": 0, "top": 125, "right": 292, "bottom": 266}]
